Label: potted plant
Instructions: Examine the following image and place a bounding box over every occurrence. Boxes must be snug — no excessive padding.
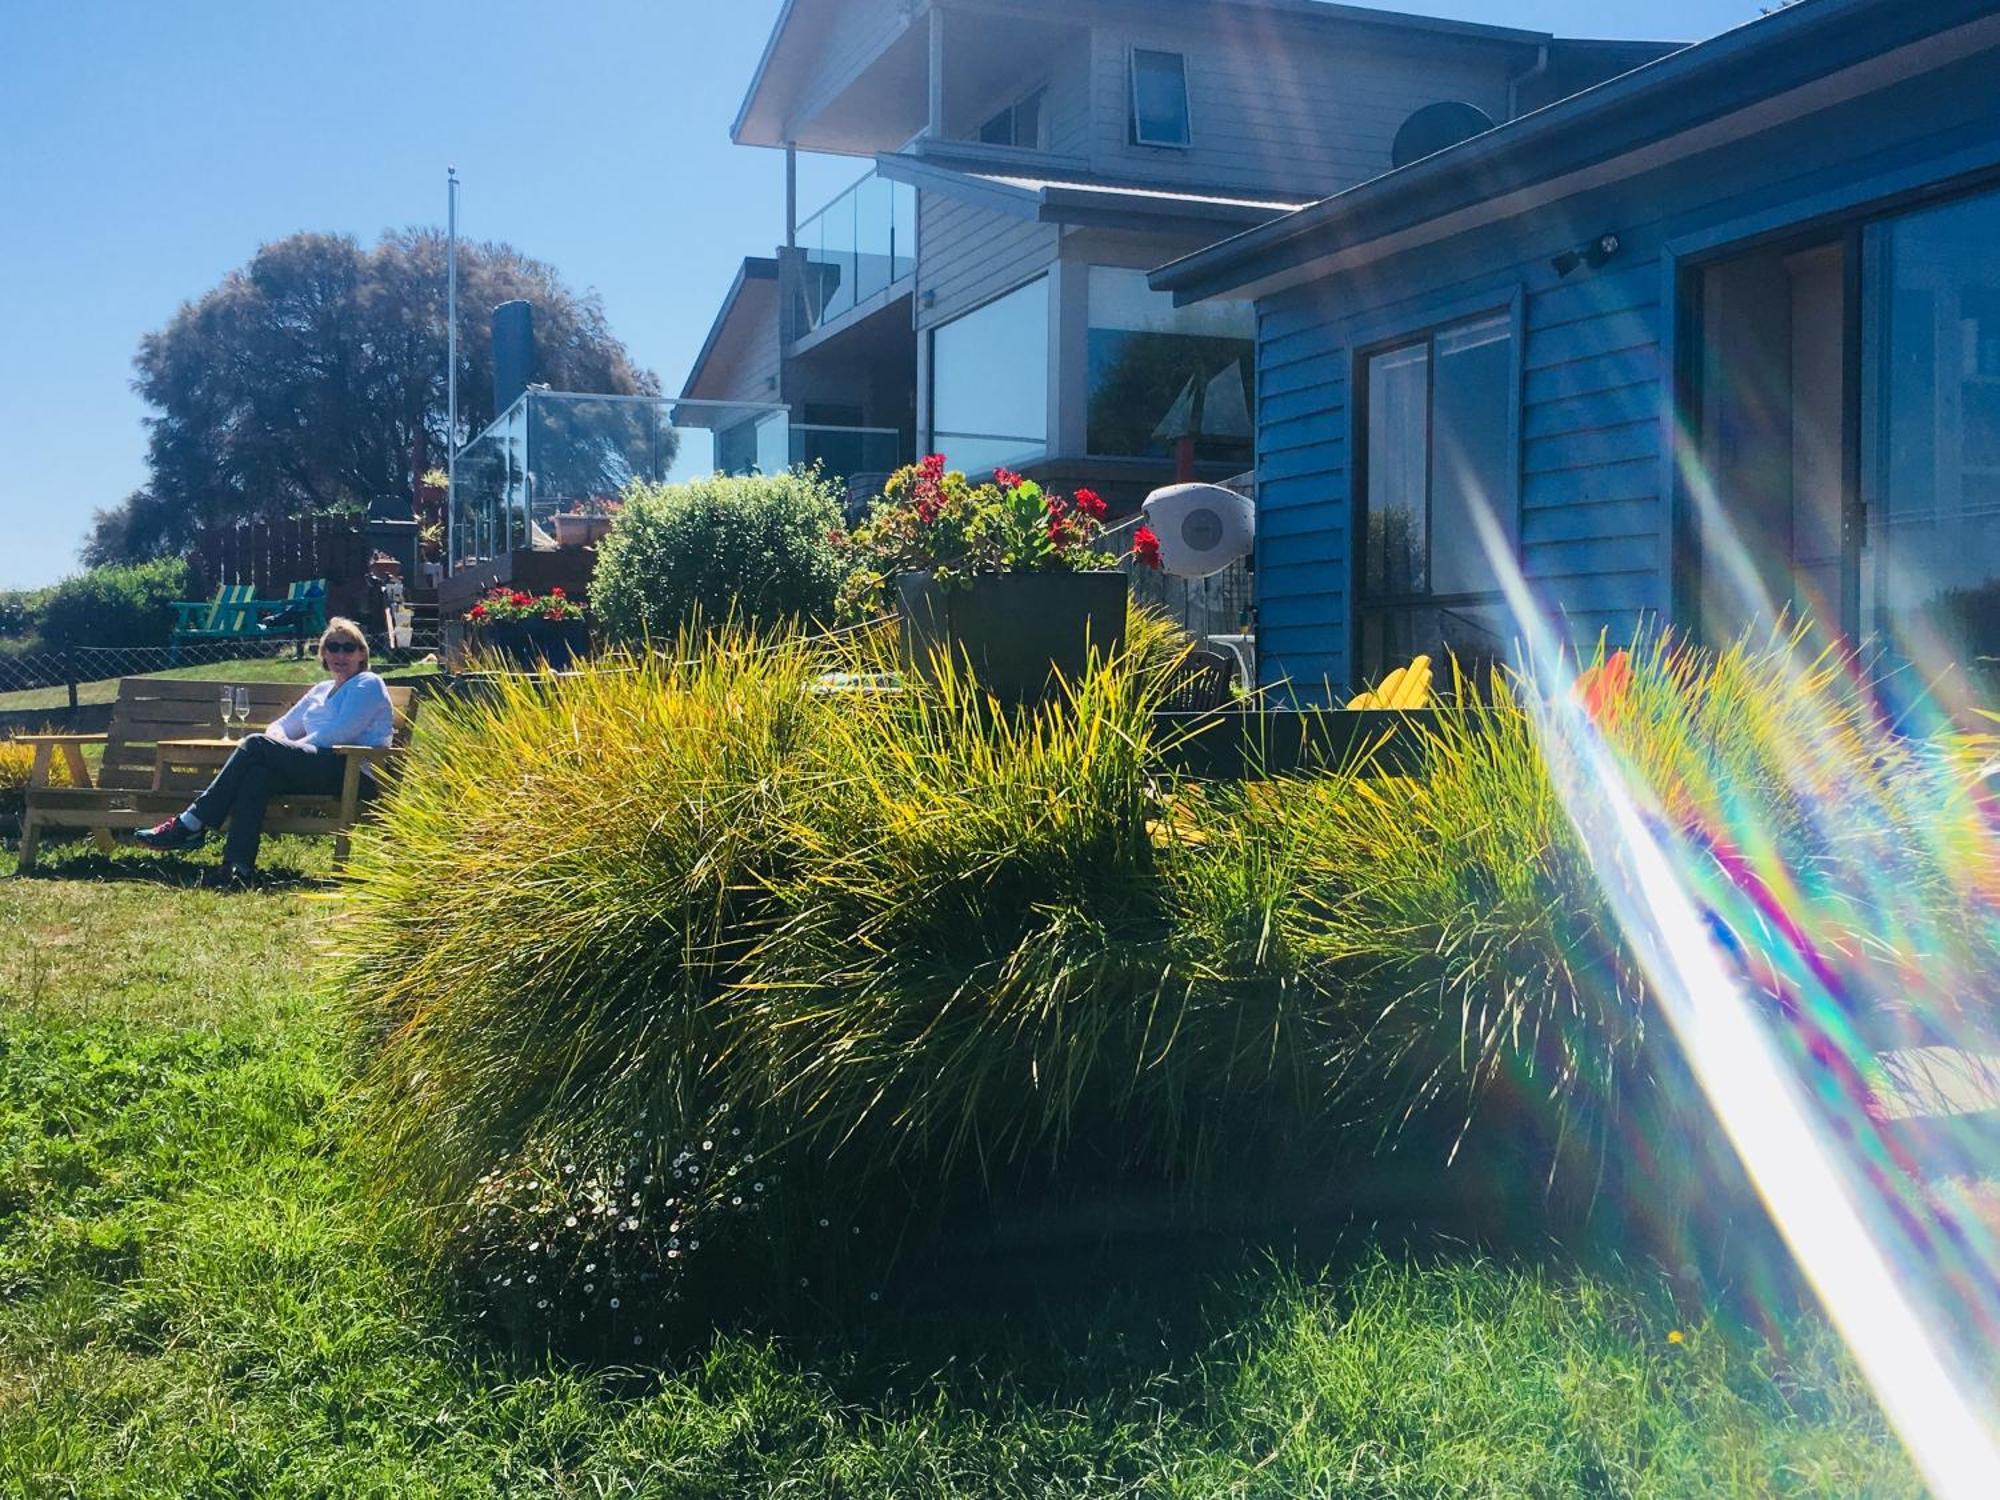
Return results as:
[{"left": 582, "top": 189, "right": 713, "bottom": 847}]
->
[
  {"left": 838, "top": 457, "right": 1161, "bottom": 704},
  {"left": 553, "top": 495, "right": 623, "bottom": 550},
  {"left": 464, "top": 585, "right": 590, "bottom": 670}
]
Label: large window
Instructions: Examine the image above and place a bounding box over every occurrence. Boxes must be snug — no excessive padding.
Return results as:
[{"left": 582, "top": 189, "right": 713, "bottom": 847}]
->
[
  {"left": 1358, "top": 311, "right": 1518, "bottom": 682},
  {"left": 930, "top": 277, "right": 1048, "bottom": 473},
  {"left": 1129, "top": 50, "right": 1190, "bottom": 147},
  {"left": 1087, "top": 266, "right": 1254, "bottom": 465}
]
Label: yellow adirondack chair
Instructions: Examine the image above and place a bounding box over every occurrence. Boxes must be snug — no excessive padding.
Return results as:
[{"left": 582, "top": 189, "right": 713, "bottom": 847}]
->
[{"left": 1346, "top": 654, "right": 1434, "bottom": 711}]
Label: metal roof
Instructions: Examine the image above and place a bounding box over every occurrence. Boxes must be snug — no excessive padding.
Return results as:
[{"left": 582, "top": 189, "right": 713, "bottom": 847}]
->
[{"left": 873, "top": 152, "right": 1311, "bottom": 233}]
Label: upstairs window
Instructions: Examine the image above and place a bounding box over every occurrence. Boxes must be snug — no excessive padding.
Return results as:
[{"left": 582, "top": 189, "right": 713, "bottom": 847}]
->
[
  {"left": 978, "top": 87, "right": 1046, "bottom": 150},
  {"left": 1129, "top": 50, "right": 1190, "bottom": 147}
]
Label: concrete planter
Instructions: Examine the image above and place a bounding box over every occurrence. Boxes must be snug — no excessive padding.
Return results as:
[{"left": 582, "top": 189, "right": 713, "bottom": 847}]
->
[
  {"left": 553, "top": 513, "right": 615, "bottom": 549},
  {"left": 898, "top": 571, "right": 1129, "bottom": 706},
  {"left": 473, "top": 618, "right": 591, "bottom": 671}
]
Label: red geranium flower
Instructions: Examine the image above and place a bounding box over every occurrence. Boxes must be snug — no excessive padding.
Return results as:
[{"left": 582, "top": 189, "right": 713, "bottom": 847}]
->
[
  {"left": 994, "top": 467, "right": 1023, "bottom": 489},
  {"left": 468, "top": 603, "right": 487, "bottom": 620},
  {"left": 1132, "top": 525, "right": 1163, "bottom": 570},
  {"left": 549, "top": 586, "right": 566, "bottom": 597},
  {"left": 1073, "top": 487, "right": 1107, "bottom": 520}
]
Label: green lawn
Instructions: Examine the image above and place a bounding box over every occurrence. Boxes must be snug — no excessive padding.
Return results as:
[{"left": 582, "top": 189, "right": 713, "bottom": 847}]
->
[
  {"left": 0, "top": 657, "right": 438, "bottom": 714},
  {"left": 0, "top": 843, "right": 1925, "bottom": 1496}
]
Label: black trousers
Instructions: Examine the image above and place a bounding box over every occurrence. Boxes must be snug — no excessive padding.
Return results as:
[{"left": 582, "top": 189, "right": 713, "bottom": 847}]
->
[{"left": 188, "top": 733, "right": 344, "bottom": 869}]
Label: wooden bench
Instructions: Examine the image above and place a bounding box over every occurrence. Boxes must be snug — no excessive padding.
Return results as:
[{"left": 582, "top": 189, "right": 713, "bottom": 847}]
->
[{"left": 15, "top": 676, "right": 417, "bottom": 871}]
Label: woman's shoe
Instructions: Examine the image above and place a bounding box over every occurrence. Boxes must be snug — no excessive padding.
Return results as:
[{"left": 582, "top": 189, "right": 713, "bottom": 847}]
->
[{"left": 133, "top": 817, "right": 204, "bottom": 851}]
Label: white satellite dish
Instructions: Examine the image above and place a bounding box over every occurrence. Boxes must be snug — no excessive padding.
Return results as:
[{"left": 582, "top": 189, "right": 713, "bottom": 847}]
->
[{"left": 1142, "top": 482, "right": 1255, "bottom": 578}]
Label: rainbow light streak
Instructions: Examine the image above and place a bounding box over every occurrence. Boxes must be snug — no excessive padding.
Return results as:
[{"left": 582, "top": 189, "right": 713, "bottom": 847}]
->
[{"left": 1454, "top": 482, "right": 2000, "bottom": 1497}]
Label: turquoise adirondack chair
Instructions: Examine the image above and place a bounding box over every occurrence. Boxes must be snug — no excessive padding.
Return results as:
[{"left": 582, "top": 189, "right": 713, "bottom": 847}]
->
[{"left": 167, "top": 584, "right": 262, "bottom": 662}]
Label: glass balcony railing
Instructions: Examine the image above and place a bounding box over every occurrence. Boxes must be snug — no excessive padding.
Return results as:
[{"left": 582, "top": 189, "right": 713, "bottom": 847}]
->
[
  {"left": 796, "top": 170, "right": 917, "bottom": 335},
  {"left": 791, "top": 423, "right": 901, "bottom": 479},
  {"left": 449, "top": 390, "right": 901, "bottom": 568}
]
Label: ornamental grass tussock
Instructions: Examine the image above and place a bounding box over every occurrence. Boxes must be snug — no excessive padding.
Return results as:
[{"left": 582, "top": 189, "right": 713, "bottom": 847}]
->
[{"left": 342, "top": 619, "right": 2000, "bottom": 1345}]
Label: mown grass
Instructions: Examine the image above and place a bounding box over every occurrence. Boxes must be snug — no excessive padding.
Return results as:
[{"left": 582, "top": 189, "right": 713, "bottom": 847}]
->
[{"left": 0, "top": 843, "right": 1924, "bottom": 1495}]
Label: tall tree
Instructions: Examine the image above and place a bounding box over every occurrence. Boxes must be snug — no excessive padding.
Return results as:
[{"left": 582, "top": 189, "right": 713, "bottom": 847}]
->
[{"left": 86, "top": 229, "right": 657, "bottom": 562}]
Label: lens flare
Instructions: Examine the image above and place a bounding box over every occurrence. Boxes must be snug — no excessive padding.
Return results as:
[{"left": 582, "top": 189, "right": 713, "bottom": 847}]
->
[{"left": 1443, "top": 468, "right": 2000, "bottom": 1496}]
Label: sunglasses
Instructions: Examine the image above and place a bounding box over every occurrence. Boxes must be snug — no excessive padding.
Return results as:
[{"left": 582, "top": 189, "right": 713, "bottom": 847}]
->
[{"left": 322, "top": 641, "right": 363, "bottom": 655}]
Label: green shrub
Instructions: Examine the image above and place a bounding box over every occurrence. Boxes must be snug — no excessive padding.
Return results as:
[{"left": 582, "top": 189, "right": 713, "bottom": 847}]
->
[
  {"left": 590, "top": 470, "right": 848, "bottom": 643},
  {"left": 0, "top": 735, "right": 69, "bottom": 820},
  {"left": 0, "top": 586, "right": 48, "bottom": 642},
  {"left": 38, "top": 558, "right": 189, "bottom": 649},
  {"left": 343, "top": 621, "right": 1336, "bottom": 1335},
  {"left": 346, "top": 624, "right": 1993, "bottom": 1339}
]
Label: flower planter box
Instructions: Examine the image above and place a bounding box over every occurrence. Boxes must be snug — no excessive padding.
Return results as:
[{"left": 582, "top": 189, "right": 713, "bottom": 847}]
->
[
  {"left": 553, "top": 513, "right": 615, "bottom": 549},
  {"left": 897, "top": 571, "right": 1129, "bottom": 705},
  {"left": 472, "top": 617, "right": 591, "bottom": 671}
]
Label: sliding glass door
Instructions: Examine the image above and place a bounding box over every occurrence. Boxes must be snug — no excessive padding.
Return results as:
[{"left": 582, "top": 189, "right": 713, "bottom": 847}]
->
[{"left": 1687, "top": 178, "right": 2000, "bottom": 712}]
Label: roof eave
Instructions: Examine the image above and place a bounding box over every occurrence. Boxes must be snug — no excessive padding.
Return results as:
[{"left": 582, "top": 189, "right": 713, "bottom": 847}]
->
[
  {"left": 679, "top": 258, "right": 780, "bottom": 402},
  {"left": 730, "top": 0, "right": 801, "bottom": 147},
  {"left": 1152, "top": 0, "right": 2000, "bottom": 304}
]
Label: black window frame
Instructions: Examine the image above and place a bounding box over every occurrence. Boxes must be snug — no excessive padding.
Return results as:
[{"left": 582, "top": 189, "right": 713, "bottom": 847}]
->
[
  {"left": 1128, "top": 49, "right": 1192, "bottom": 149},
  {"left": 978, "top": 85, "right": 1048, "bottom": 150},
  {"left": 1352, "top": 307, "right": 1521, "bottom": 687}
]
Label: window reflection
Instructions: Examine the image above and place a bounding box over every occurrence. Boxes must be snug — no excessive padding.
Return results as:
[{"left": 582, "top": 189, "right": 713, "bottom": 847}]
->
[
  {"left": 1087, "top": 267, "right": 1254, "bottom": 465},
  {"left": 930, "top": 277, "right": 1048, "bottom": 471},
  {"left": 1358, "top": 311, "right": 1518, "bottom": 685},
  {"left": 1866, "top": 186, "right": 2000, "bottom": 707}
]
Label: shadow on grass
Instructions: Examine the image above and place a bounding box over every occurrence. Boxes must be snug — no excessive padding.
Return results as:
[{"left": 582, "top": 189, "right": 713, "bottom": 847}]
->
[{"left": 8, "top": 839, "right": 332, "bottom": 892}]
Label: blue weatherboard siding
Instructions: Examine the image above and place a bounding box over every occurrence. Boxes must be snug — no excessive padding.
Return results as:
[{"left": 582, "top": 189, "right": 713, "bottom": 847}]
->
[{"left": 1251, "top": 45, "right": 2000, "bottom": 700}]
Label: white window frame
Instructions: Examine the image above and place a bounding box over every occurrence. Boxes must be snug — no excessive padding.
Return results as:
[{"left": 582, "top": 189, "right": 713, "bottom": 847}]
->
[{"left": 1128, "top": 48, "right": 1192, "bottom": 149}]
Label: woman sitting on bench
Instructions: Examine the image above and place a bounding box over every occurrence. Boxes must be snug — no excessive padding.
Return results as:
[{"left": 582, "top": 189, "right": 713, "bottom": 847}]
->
[{"left": 135, "top": 617, "right": 394, "bottom": 878}]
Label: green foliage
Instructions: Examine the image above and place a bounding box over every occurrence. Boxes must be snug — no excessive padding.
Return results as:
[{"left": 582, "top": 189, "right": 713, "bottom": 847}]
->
[
  {"left": 835, "top": 458, "right": 1119, "bottom": 623},
  {"left": 343, "top": 621, "right": 2000, "bottom": 1337},
  {"left": 0, "top": 854, "right": 1924, "bottom": 1495},
  {"left": 0, "top": 587, "right": 48, "bottom": 643},
  {"left": 37, "top": 558, "right": 189, "bottom": 649},
  {"left": 345, "top": 622, "right": 1339, "bottom": 1327},
  {"left": 589, "top": 470, "right": 850, "bottom": 643},
  {"left": 0, "top": 738, "right": 68, "bottom": 821}
]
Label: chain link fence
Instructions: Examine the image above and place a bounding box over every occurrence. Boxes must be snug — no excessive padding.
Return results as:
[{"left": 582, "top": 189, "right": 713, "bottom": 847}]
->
[{"left": 0, "top": 640, "right": 440, "bottom": 732}]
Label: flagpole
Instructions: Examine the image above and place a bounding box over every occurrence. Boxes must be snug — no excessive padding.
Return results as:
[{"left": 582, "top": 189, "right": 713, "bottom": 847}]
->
[{"left": 445, "top": 165, "right": 460, "bottom": 573}]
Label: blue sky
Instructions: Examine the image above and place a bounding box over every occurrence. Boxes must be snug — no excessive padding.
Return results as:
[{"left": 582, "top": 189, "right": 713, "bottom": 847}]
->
[{"left": 0, "top": 0, "right": 1769, "bottom": 589}]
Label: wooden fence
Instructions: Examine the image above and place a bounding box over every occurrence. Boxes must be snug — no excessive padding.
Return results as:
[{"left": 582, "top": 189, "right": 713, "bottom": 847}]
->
[{"left": 187, "top": 518, "right": 371, "bottom": 621}]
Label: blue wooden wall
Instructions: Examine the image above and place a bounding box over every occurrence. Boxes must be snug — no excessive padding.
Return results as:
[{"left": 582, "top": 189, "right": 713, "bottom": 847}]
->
[{"left": 1252, "top": 49, "right": 2000, "bottom": 700}]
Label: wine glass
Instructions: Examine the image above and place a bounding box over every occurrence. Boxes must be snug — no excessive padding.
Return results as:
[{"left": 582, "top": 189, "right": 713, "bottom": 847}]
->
[
  {"left": 220, "top": 687, "right": 236, "bottom": 741},
  {"left": 233, "top": 687, "right": 251, "bottom": 739}
]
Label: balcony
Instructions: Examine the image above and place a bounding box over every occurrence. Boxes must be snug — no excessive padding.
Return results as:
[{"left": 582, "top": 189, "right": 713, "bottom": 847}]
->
[
  {"left": 449, "top": 390, "right": 900, "bottom": 569},
  {"left": 795, "top": 170, "right": 917, "bottom": 338}
]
